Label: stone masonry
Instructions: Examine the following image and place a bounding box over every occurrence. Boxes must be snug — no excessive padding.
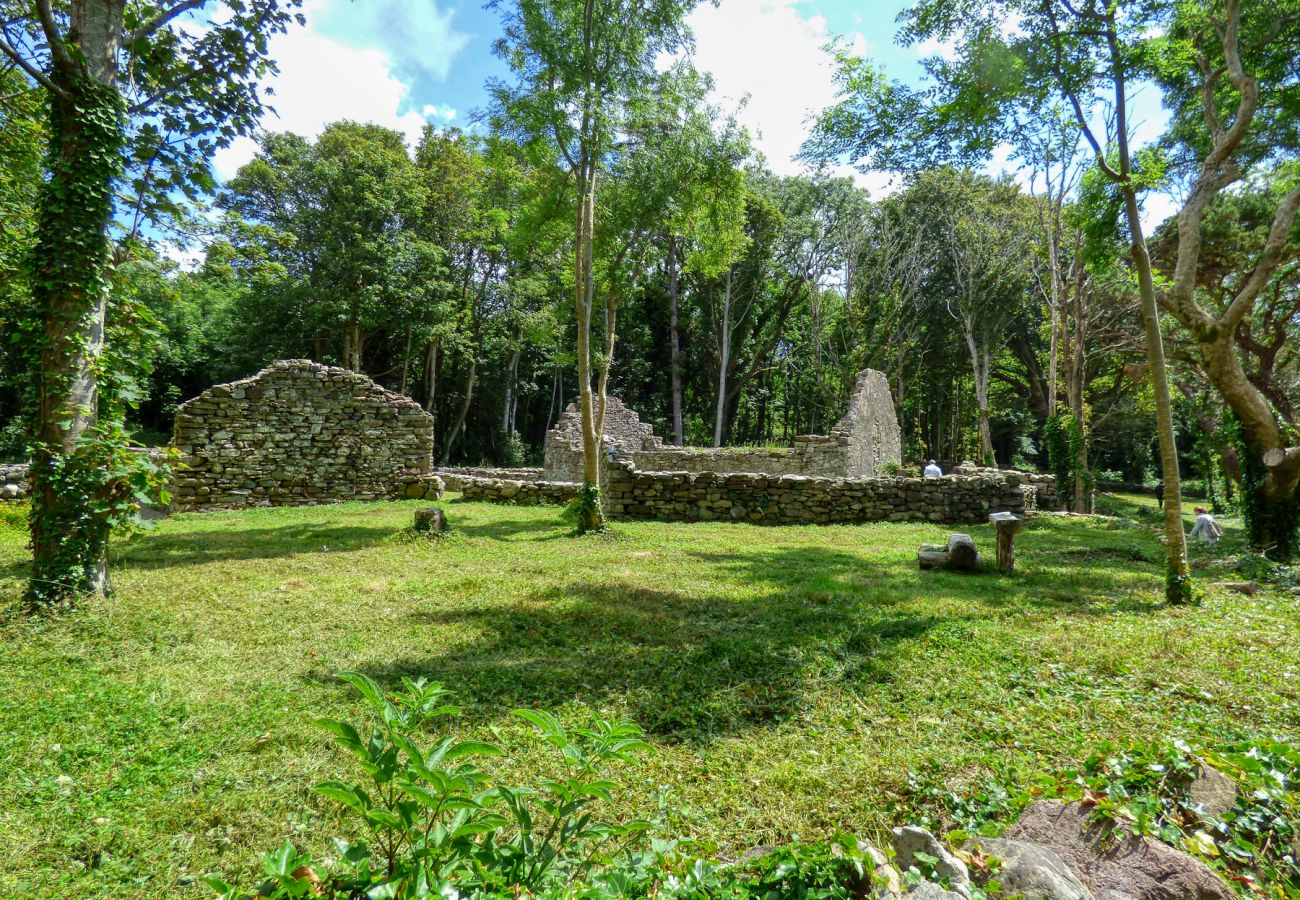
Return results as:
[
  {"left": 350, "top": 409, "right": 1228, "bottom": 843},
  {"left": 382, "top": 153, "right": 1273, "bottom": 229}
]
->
[
  {"left": 171, "top": 360, "right": 442, "bottom": 510},
  {"left": 543, "top": 396, "right": 664, "bottom": 482},
  {"left": 542, "top": 368, "right": 902, "bottom": 481},
  {"left": 602, "top": 459, "right": 1032, "bottom": 525},
  {"left": 0, "top": 463, "right": 28, "bottom": 501}
]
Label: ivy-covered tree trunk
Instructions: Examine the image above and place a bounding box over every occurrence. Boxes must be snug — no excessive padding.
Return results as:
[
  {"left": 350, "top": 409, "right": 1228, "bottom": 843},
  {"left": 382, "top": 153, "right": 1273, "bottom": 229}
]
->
[{"left": 27, "top": 2, "right": 127, "bottom": 604}]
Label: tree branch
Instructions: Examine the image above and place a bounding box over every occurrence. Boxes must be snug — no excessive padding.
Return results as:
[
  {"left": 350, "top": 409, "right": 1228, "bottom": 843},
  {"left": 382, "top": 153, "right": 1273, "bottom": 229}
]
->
[
  {"left": 130, "top": 0, "right": 210, "bottom": 45},
  {"left": 1222, "top": 182, "right": 1300, "bottom": 331},
  {"left": 0, "top": 30, "right": 66, "bottom": 96}
]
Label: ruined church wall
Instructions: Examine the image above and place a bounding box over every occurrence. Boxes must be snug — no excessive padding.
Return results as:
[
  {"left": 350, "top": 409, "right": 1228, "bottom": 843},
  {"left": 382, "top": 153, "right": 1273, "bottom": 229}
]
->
[
  {"left": 543, "top": 396, "right": 663, "bottom": 483},
  {"left": 171, "top": 360, "right": 440, "bottom": 510}
]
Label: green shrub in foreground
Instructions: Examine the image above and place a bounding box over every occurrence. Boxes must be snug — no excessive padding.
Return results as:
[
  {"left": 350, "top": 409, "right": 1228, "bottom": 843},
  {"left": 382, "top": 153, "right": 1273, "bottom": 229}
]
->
[
  {"left": 204, "top": 675, "right": 895, "bottom": 899},
  {"left": 205, "top": 673, "right": 656, "bottom": 899}
]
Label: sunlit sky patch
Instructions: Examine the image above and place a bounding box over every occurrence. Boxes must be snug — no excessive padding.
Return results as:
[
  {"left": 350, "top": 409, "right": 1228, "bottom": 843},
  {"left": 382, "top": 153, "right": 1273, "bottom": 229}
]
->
[{"left": 209, "top": 0, "right": 1173, "bottom": 223}]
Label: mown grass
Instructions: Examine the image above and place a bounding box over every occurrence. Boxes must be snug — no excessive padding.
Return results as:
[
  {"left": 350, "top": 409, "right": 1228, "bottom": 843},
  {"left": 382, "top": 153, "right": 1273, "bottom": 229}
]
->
[{"left": 0, "top": 495, "right": 1297, "bottom": 897}]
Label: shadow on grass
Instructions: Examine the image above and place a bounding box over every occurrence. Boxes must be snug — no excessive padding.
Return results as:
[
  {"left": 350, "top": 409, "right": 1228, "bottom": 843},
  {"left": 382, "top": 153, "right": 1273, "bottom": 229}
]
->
[
  {"left": 356, "top": 539, "right": 1162, "bottom": 742},
  {"left": 449, "top": 516, "right": 568, "bottom": 541},
  {"left": 111, "top": 523, "right": 397, "bottom": 569}
]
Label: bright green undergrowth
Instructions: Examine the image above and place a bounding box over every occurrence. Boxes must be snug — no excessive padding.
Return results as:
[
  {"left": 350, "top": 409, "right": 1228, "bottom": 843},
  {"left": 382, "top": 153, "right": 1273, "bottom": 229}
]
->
[{"left": 0, "top": 494, "right": 1297, "bottom": 896}]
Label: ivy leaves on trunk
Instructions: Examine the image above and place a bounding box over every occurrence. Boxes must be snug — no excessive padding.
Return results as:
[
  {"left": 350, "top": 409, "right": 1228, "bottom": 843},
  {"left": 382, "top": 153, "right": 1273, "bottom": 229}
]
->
[{"left": 1, "top": 0, "right": 303, "bottom": 605}]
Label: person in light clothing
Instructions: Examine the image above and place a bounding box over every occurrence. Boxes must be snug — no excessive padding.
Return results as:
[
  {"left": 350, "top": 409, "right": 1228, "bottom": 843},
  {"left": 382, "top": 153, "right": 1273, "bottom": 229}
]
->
[
  {"left": 923, "top": 460, "right": 943, "bottom": 477},
  {"left": 1190, "top": 506, "right": 1223, "bottom": 543}
]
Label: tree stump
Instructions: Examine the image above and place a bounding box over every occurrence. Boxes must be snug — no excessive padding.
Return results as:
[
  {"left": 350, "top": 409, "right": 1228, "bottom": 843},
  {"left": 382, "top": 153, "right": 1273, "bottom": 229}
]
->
[
  {"left": 413, "top": 507, "right": 447, "bottom": 534},
  {"left": 989, "top": 512, "right": 1023, "bottom": 574}
]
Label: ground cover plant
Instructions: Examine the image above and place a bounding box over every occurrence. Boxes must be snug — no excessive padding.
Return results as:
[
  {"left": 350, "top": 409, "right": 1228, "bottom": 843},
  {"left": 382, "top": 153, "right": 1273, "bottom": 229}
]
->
[{"left": 1, "top": 496, "right": 1298, "bottom": 896}]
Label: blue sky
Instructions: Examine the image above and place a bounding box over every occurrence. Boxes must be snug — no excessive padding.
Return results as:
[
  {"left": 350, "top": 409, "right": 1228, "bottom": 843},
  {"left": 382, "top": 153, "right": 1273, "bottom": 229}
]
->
[
  {"left": 212, "top": 0, "right": 1173, "bottom": 219},
  {"left": 216, "top": 0, "right": 936, "bottom": 187}
]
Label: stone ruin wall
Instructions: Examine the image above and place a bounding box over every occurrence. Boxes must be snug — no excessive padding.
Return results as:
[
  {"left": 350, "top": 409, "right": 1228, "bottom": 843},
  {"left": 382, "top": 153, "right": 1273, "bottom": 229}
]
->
[
  {"left": 628, "top": 435, "right": 850, "bottom": 478},
  {"left": 436, "top": 466, "right": 544, "bottom": 492},
  {"left": 602, "top": 461, "right": 1034, "bottom": 526},
  {"left": 541, "top": 368, "right": 902, "bottom": 481},
  {"left": 542, "top": 396, "right": 664, "bottom": 483},
  {"left": 1, "top": 463, "right": 28, "bottom": 501},
  {"left": 459, "top": 458, "right": 1043, "bottom": 526},
  {"left": 834, "top": 368, "right": 903, "bottom": 478},
  {"left": 172, "top": 360, "right": 443, "bottom": 511}
]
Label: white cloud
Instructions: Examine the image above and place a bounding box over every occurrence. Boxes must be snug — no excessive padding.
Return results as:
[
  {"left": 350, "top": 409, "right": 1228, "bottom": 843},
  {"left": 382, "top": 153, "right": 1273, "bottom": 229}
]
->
[
  {"left": 688, "top": 0, "right": 870, "bottom": 184},
  {"left": 422, "top": 103, "right": 459, "bottom": 121},
  {"left": 211, "top": 0, "right": 470, "bottom": 182},
  {"left": 312, "top": 0, "right": 469, "bottom": 85},
  {"left": 213, "top": 28, "right": 429, "bottom": 180},
  {"left": 915, "top": 35, "right": 959, "bottom": 62}
]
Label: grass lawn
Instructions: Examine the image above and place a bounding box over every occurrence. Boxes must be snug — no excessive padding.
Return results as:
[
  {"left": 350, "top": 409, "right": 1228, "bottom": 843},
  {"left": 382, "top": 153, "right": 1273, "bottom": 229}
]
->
[{"left": 0, "top": 495, "right": 1297, "bottom": 897}]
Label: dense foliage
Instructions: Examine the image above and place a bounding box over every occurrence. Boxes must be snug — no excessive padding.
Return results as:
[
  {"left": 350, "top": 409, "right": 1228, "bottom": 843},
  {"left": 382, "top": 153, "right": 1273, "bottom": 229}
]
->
[{"left": 1, "top": 0, "right": 1297, "bottom": 582}]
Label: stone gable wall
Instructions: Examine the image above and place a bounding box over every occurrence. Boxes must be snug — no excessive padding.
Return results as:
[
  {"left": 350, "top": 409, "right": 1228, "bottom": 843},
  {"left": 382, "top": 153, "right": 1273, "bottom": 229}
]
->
[
  {"left": 171, "top": 360, "right": 437, "bottom": 510},
  {"left": 543, "top": 396, "right": 663, "bottom": 483},
  {"left": 834, "top": 368, "right": 902, "bottom": 478}
]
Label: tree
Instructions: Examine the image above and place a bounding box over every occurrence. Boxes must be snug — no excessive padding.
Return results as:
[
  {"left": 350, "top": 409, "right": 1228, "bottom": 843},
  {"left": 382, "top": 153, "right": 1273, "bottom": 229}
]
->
[
  {"left": 488, "top": 0, "right": 698, "bottom": 532},
  {"left": 805, "top": 0, "right": 1197, "bottom": 601},
  {"left": 220, "top": 123, "right": 440, "bottom": 373},
  {"left": 0, "top": 0, "right": 303, "bottom": 605},
  {"left": 1149, "top": 4, "right": 1300, "bottom": 559},
  {"left": 0, "top": 63, "right": 44, "bottom": 454},
  {"left": 918, "top": 170, "right": 1035, "bottom": 465}
]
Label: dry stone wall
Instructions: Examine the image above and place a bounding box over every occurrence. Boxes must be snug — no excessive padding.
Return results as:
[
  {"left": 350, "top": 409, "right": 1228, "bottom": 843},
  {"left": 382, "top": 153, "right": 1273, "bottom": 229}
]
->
[
  {"left": 542, "top": 368, "right": 902, "bottom": 482},
  {"left": 953, "top": 462, "right": 1057, "bottom": 509},
  {"left": 834, "top": 368, "right": 902, "bottom": 477},
  {"left": 543, "top": 396, "right": 663, "bottom": 483},
  {"left": 437, "top": 466, "right": 543, "bottom": 491},
  {"left": 460, "top": 478, "right": 581, "bottom": 505},
  {"left": 1, "top": 463, "right": 29, "bottom": 501},
  {"left": 601, "top": 460, "right": 1032, "bottom": 525},
  {"left": 628, "top": 434, "right": 852, "bottom": 478},
  {"left": 172, "top": 360, "right": 440, "bottom": 510}
]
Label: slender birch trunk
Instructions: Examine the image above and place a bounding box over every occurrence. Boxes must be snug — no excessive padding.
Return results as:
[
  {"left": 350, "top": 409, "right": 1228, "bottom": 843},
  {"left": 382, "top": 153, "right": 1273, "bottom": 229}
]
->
[{"left": 713, "top": 269, "right": 732, "bottom": 448}]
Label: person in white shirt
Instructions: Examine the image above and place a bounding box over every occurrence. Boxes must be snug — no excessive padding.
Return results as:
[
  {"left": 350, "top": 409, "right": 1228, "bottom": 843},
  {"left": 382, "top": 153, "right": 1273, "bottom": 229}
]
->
[
  {"left": 1190, "top": 506, "right": 1223, "bottom": 543},
  {"left": 923, "top": 460, "right": 943, "bottom": 477}
]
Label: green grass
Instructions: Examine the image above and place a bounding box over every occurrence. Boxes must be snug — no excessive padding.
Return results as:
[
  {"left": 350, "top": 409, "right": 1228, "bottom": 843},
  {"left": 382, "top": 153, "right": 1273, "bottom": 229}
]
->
[{"left": 0, "top": 495, "right": 1297, "bottom": 897}]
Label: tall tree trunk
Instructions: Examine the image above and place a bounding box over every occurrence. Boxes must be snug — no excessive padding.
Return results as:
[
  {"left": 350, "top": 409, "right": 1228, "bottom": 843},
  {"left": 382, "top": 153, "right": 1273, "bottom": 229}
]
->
[
  {"left": 28, "top": 0, "right": 127, "bottom": 603},
  {"left": 1127, "top": 205, "right": 1191, "bottom": 598},
  {"left": 667, "top": 236, "right": 684, "bottom": 446},
  {"left": 574, "top": 160, "right": 604, "bottom": 531},
  {"left": 343, "top": 320, "right": 363, "bottom": 371},
  {"left": 424, "top": 339, "right": 439, "bottom": 455},
  {"left": 441, "top": 357, "right": 476, "bottom": 465},
  {"left": 713, "top": 269, "right": 732, "bottom": 448},
  {"left": 1099, "top": 14, "right": 1192, "bottom": 600},
  {"left": 399, "top": 330, "right": 413, "bottom": 396},
  {"left": 502, "top": 345, "right": 520, "bottom": 434},
  {"left": 1070, "top": 286, "right": 1089, "bottom": 513},
  {"left": 962, "top": 324, "right": 995, "bottom": 466}
]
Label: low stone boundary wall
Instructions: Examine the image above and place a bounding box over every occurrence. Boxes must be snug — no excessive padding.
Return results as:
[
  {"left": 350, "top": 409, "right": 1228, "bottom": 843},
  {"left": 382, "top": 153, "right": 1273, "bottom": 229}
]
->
[
  {"left": 1, "top": 463, "right": 29, "bottom": 500},
  {"left": 629, "top": 434, "right": 850, "bottom": 478},
  {"left": 602, "top": 461, "right": 1032, "bottom": 525},
  {"left": 436, "top": 466, "right": 544, "bottom": 491},
  {"left": 460, "top": 478, "right": 580, "bottom": 505}
]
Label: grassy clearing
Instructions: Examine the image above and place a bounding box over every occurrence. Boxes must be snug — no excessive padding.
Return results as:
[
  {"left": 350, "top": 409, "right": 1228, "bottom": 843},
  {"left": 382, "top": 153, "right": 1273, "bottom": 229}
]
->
[{"left": 0, "top": 495, "right": 1297, "bottom": 897}]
